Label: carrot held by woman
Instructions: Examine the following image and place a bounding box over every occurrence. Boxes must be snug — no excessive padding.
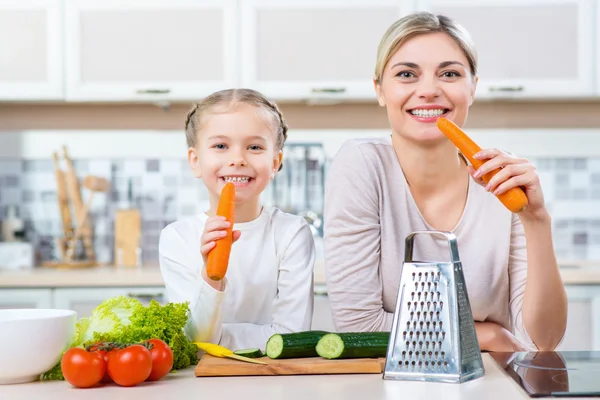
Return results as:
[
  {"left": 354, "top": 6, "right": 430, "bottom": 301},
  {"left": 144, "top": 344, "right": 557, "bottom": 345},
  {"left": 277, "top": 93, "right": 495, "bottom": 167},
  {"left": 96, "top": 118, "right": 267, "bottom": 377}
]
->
[{"left": 436, "top": 117, "right": 528, "bottom": 213}]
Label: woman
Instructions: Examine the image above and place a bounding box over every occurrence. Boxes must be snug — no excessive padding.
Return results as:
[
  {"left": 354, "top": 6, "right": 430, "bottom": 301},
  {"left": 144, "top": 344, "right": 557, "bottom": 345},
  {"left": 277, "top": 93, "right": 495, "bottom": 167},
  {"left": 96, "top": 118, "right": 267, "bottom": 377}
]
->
[{"left": 323, "top": 11, "right": 567, "bottom": 351}]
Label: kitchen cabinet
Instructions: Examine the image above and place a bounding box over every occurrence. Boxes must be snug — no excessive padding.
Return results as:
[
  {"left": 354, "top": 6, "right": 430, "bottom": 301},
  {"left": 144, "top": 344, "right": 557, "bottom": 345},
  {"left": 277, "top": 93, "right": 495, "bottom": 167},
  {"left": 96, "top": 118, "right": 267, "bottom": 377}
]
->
[
  {"left": 52, "top": 287, "right": 166, "bottom": 318},
  {"left": 63, "top": 0, "right": 237, "bottom": 102},
  {"left": 556, "top": 285, "right": 600, "bottom": 351},
  {"left": 412, "top": 0, "right": 595, "bottom": 99},
  {"left": 239, "top": 0, "right": 404, "bottom": 101},
  {"left": 0, "top": 289, "right": 53, "bottom": 309},
  {"left": 0, "top": 0, "right": 64, "bottom": 100}
]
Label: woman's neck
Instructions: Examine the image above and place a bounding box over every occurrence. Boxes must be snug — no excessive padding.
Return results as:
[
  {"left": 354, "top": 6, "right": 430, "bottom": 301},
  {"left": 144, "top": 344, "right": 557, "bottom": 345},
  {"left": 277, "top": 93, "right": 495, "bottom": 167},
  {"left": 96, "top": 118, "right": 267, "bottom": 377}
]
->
[
  {"left": 207, "top": 194, "right": 262, "bottom": 223},
  {"left": 391, "top": 133, "right": 466, "bottom": 196}
]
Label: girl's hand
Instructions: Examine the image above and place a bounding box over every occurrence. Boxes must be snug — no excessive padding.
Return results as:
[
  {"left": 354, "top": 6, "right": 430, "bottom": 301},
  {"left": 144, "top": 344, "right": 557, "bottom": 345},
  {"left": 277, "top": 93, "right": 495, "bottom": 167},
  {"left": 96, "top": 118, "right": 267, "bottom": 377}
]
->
[
  {"left": 475, "top": 321, "right": 528, "bottom": 352},
  {"left": 468, "top": 149, "right": 546, "bottom": 219},
  {"left": 200, "top": 216, "right": 241, "bottom": 289}
]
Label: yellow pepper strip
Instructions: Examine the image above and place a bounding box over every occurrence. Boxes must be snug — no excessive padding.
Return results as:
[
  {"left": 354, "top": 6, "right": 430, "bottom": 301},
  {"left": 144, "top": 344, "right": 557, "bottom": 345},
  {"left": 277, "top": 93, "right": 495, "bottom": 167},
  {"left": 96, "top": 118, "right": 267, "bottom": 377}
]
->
[{"left": 194, "top": 342, "right": 267, "bottom": 365}]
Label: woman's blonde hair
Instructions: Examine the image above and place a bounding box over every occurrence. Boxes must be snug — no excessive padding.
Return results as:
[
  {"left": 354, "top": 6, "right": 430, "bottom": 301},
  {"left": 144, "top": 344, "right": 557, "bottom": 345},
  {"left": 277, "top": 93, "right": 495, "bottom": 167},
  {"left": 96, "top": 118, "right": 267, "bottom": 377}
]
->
[
  {"left": 185, "top": 88, "right": 288, "bottom": 156},
  {"left": 374, "top": 12, "right": 477, "bottom": 83}
]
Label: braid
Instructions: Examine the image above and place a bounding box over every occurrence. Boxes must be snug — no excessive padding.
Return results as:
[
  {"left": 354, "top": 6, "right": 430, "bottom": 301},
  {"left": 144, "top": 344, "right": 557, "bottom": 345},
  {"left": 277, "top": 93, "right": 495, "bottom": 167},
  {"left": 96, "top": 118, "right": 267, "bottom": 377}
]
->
[
  {"left": 267, "top": 100, "right": 288, "bottom": 150},
  {"left": 184, "top": 103, "right": 201, "bottom": 148}
]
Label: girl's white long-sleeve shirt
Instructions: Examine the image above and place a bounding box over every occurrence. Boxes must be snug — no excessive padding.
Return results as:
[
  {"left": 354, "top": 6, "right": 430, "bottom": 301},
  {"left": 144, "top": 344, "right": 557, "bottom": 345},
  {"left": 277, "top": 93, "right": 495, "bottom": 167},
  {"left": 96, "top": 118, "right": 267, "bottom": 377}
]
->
[{"left": 158, "top": 206, "right": 315, "bottom": 351}]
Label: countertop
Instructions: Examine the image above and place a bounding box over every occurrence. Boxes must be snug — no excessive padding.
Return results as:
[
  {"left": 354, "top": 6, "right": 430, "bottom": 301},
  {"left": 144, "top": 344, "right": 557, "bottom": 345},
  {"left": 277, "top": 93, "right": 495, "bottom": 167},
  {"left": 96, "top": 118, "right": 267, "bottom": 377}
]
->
[
  {"left": 0, "top": 262, "right": 597, "bottom": 289},
  {"left": 0, "top": 354, "right": 590, "bottom": 400}
]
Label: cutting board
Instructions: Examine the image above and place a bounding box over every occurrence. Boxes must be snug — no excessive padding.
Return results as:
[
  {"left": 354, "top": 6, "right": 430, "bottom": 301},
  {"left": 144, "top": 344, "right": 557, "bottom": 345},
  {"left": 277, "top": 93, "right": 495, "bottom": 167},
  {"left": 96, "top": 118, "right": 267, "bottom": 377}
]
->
[{"left": 194, "top": 355, "right": 385, "bottom": 377}]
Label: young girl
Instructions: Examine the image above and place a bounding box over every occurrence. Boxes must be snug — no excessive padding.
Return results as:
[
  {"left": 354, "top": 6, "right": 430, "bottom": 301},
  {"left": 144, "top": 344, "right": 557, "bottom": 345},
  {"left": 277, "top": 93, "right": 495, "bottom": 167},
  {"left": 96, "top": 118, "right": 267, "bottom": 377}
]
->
[{"left": 159, "top": 88, "right": 315, "bottom": 351}]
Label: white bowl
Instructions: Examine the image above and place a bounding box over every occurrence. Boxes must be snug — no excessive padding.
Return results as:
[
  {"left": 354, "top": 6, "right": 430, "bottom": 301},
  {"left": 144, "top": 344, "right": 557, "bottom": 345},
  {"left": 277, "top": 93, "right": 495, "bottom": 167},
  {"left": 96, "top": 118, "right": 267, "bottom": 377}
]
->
[{"left": 0, "top": 309, "right": 76, "bottom": 385}]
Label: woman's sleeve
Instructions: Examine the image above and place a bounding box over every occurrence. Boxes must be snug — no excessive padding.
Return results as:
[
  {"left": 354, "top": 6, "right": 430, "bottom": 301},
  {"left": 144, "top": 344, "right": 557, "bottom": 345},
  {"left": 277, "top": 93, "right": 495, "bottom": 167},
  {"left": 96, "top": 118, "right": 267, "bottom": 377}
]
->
[
  {"left": 323, "top": 140, "right": 392, "bottom": 332},
  {"left": 507, "top": 213, "right": 537, "bottom": 350}
]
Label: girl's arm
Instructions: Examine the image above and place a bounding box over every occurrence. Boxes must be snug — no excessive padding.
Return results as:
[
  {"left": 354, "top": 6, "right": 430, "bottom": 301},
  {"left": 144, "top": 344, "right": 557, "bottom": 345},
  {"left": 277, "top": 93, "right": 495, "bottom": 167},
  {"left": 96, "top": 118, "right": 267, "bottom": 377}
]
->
[
  {"left": 471, "top": 149, "right": 568, "bottom": 351},
  {"left": 323, "top": 141, "right": 393, "bottom": 332},
  {"left": 218, "top": 219, "right": 316, "bottom": 351},
  {"left": 158, "top": 223, "right": 226, "bottom": 344}
]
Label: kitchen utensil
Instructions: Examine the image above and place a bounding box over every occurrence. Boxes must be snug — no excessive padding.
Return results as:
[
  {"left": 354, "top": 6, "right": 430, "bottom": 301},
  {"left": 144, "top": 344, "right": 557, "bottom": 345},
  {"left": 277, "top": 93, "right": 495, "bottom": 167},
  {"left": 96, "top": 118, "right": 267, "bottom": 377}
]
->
[
  {"left": 195, "top": 355, "right": 384, "bottom": 377},
  {"left": 194, "top": 342, "right": 267, "bottom": 365},
  {"left": 0, "top": 242, "right": 34, "bottom": 270},
  {"left": 64, "top": 176, "right": 110, "bottom": 262},
  {"left": 62, "top": 146, "right": 95, "bottom": 261},
  {"left": 383, "top": 230, "right": 485, "bottom": 383},
  {"left": 52, "top": 151, "right": 73, "bottom": 258},
  {"left": 0, "top": 309, "right": 76, "bottom": 384},
  {"left": 114, "top": 209, "right": 142, "bottom": 268}
]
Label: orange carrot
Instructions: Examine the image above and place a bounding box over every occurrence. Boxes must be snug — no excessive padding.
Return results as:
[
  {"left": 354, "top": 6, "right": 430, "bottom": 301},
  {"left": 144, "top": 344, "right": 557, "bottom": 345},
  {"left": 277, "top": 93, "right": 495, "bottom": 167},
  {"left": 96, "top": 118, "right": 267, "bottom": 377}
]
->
[
  {"left": 436, "top": 117, "right": 528, "bottom": 213},
  {"left": 206, "top": 182, "right": 235, "bottom": 281}
]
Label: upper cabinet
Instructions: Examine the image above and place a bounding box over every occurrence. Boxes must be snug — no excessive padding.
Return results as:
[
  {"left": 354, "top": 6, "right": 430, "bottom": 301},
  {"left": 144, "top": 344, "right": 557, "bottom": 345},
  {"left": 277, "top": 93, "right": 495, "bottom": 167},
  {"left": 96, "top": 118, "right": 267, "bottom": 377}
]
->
[
  {"left": 412, "top": 0, "right": 596, "bottom": 99},
  {"left": 63, "top": 0, "right": 237, "bottom": 102},
  {"left": 0, "top": 0, "right": 64, "bottom": 101},
  {"left": 239, "top": 0, "right": 404, "bottom": 101}
]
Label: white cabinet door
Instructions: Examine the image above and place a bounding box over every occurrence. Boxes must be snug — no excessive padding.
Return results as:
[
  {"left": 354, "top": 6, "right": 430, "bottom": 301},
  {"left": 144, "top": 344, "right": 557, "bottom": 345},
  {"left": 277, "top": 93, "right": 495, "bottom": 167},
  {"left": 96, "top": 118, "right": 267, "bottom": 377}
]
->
[
  {"left": 0, "top": 0, "right": 63, "bottom": 100},
  {"left": 556, "top": 285, "right": 600, "bottom": 351},
  {"left": 64, "top": 0, "right": 237, "bottom": 101},
  {"left": 53, "top": 287, "right": 166, "bottom": 319},
  {"left": 240, "top": 0, "right": 404, "bottom": 101},
  {"left": 413, "top": 0, "right": 595, "bottom": 99},
  {"left": 0, "top": 289, "right": 53, "bottom": 309}
]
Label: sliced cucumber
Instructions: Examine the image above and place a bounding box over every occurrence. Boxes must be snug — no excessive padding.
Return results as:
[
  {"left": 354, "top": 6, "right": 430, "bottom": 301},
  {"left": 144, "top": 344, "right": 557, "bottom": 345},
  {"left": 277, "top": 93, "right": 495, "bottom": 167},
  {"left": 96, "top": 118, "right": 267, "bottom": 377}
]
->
[
  {"left": 316, "top": 332, "right": 390, "bottom": 359},
  {"left": 233, "top": 348, "right": 264, "bottom": 358},
  {"left": 265, "top": 330, "right": 329, "bottom": 359}
]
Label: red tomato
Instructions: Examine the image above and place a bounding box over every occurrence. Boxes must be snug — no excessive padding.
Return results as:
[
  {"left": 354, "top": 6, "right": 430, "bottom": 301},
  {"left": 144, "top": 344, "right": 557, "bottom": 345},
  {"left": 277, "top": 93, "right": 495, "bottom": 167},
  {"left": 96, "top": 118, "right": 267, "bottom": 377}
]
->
[
  {"left": 146, "top": 339, "right": 174, "bottom": 381},
  {"left": 88, "top": 343, "right": 113, "bottom": 383},
  {"left": 61, "top": 347, "right": 106, "bottom": 388},
  {"left": 107, "top": 344, "right": 152, "bottom": 387}
]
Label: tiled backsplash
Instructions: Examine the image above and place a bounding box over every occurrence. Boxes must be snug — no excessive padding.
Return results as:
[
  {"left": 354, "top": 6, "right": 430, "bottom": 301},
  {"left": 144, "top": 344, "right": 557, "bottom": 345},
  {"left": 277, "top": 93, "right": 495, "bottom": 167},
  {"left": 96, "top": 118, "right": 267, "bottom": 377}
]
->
[{"left": 0, "top": 143, "right": 327, "bottom": 265}]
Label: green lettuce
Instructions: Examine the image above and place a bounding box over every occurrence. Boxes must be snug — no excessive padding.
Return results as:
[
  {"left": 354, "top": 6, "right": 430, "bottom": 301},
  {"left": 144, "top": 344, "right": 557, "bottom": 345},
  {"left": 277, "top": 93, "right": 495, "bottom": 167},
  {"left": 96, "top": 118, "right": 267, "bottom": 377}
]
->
[{"left": 41, "top": 296, "right": 198, "bottom": 380}]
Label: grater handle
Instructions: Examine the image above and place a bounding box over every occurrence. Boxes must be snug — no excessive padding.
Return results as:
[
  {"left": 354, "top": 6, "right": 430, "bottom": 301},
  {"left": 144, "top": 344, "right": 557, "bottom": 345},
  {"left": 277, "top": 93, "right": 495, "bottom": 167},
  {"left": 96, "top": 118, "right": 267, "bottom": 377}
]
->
[{"left": 404, "top": 230, "right": 461, "bottom": 263}]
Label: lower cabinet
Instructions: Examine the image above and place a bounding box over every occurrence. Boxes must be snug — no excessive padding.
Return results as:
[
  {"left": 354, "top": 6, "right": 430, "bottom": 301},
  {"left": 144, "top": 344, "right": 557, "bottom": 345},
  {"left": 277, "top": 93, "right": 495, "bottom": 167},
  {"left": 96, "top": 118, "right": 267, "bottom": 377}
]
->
[
  {"left": 52, "top": 287, "right": 167, "bottom": 319},
  {"left": 0, "top": 288, "right": 53, "bottom": 309},
  {"left": 556, "top": 285, "right": 600, "bottom": 351}
]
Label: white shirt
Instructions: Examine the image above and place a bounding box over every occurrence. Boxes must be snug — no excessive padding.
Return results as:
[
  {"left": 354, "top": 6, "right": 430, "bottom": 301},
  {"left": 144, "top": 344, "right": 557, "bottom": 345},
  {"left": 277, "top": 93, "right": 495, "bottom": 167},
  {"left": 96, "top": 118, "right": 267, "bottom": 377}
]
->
[{"left": 159, "top": 206, "right": 316, "bottom": 351}]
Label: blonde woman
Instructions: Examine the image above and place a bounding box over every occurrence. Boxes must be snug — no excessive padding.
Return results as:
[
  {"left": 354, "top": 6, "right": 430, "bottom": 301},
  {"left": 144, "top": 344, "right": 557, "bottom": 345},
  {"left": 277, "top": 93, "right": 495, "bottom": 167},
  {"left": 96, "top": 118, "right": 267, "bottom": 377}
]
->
[{"left": 323, "top": 12, "right": 566, "bottom": 351}]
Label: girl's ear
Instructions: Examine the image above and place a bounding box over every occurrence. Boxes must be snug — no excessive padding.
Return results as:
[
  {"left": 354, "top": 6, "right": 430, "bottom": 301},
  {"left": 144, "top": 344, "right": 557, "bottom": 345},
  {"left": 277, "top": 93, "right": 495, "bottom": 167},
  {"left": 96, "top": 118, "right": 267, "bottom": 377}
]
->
[
  {"left": 187, "top": 147, "right": 202, "bottom": 178},
  {"left": 272, "top": 151, "right": 283, "bottom": 178}
]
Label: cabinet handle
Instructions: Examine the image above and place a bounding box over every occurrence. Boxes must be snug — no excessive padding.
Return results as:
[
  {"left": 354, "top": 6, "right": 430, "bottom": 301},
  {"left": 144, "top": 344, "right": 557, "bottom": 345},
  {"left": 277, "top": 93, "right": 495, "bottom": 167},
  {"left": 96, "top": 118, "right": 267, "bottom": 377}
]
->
[
  {"left": 488, "top": 85, "right": 524, "bottom": 93},
  {"left": 135, "top": 89, "right": 171, "bottom": 95},
  {"left": 127, "top": 292, "right": 164, "bottom": 302},
  {"left": 311, "top": 87, "right": 346, "bottom": 94}
]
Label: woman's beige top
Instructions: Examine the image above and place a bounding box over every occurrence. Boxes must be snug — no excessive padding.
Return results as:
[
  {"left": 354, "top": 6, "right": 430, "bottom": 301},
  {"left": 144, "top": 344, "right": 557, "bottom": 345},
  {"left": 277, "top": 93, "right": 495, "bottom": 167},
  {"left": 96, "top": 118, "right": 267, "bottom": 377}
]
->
[{"left": 323, "top": 137, "right": 536, "bottom": 349}]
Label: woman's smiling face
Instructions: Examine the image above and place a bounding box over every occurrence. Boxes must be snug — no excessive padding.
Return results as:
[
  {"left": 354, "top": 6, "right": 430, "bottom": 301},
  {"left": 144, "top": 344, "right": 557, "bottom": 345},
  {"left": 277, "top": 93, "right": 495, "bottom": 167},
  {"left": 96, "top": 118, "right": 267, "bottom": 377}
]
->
[{"left": 374, "top": 31, "right": 477, "bottom": 143}]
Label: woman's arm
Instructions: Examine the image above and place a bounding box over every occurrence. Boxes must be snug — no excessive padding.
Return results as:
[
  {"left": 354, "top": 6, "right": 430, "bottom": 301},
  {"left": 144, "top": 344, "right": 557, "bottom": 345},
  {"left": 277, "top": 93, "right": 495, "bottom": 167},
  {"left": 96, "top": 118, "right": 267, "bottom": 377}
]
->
[
  {"left": 471, "top": 149, "right": 567, "bottom": 350},
  {"left": 323, "top": 141, "right": 392, "bottom": 332}
]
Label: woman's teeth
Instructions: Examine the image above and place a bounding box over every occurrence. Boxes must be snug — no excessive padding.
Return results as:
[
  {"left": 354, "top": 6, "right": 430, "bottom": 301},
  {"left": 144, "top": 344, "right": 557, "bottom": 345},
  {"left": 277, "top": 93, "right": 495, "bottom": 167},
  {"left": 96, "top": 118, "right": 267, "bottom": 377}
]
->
[
  {"left": 410, "top": 109, "right": 447, "bottom": 117},
  {"left": 223, "top": 176, "right": 250, "bottom": 183}
]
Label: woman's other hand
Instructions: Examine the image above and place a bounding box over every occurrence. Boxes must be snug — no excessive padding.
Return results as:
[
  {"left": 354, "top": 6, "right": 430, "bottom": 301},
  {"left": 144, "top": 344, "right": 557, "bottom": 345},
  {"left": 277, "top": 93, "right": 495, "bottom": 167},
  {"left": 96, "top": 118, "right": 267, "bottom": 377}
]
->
[
  {"left": 475, "top": 321, "right": 528, "bottom": 352},
  {"left": 468, "top": 149, "right": 547, "bottom": 220}
]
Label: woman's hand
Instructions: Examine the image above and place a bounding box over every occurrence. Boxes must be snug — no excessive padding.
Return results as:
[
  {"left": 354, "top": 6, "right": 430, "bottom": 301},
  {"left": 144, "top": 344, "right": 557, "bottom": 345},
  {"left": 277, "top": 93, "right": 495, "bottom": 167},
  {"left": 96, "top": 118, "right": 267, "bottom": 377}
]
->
[
  {"left": 468, "top": 149, "right": 547, "bottom": 220},
  {"left": 475, "top": 321, "right": 528, "bottom": 352},
  {"left": 200, "top": 216, "right": 241, "bottom": 290}
]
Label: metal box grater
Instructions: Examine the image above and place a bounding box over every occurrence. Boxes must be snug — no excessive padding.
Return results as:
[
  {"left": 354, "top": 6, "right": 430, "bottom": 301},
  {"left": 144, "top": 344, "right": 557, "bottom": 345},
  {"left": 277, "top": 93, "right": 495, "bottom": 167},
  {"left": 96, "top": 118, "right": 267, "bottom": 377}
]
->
[{"left": 383, "top": 230, "right": 485, "bottom": 383}]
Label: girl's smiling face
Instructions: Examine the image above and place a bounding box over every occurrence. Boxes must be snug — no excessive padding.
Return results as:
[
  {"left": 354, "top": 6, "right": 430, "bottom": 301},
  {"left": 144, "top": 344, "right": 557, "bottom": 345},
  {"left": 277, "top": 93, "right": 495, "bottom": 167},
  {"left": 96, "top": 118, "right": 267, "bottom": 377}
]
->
[
  {"left": 374, "top": 32, "right": 477, "bottom": 143},
  {"left": 188, "top": 103, "right": 282, "bottom": 206}
]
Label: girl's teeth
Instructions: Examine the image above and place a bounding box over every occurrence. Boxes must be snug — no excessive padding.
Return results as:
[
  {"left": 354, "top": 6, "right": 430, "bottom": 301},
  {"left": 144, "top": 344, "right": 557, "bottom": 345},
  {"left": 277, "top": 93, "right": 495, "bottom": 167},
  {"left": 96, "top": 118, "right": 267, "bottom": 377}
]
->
[
  {"left": 410, "top": 109, "right": 446, "bottom": 117},
  {"left": 224, "top": 177, "right": 249, "bottom": 183}
]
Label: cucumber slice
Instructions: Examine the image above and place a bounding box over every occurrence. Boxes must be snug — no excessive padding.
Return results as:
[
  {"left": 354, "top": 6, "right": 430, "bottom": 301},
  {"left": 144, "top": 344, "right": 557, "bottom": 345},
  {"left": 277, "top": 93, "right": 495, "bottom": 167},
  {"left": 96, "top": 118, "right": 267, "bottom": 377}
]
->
[
  {"left": 316, "top": 332, "right": 390, "bottom": 359},
  {"left": 265, "top": 330, "right": 329, "bottom": 359},
  {"left": 233, "top": 348, "right": 264, "bottom": 358}
]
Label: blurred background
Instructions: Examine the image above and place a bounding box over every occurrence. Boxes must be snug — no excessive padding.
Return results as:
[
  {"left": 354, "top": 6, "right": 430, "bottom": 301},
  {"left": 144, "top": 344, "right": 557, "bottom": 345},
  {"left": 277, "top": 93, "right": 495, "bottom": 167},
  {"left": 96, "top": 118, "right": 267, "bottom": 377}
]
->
[{"left": 1, "top": 0, "right": 600, "bottom": 350}]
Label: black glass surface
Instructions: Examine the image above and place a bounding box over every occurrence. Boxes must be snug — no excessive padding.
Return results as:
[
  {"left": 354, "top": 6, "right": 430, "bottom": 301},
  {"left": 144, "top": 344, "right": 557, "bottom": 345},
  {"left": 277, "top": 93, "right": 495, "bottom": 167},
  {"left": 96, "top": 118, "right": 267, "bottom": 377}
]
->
[{"left": 490, "top": 351, "right": 600, "bottom": 397}]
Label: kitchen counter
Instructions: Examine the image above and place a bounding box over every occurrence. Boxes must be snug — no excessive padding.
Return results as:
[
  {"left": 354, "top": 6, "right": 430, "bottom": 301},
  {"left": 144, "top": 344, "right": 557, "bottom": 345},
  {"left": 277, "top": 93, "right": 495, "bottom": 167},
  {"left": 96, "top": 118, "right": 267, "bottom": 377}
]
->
[
  {"left": 0, "top": 354, "right": 590, "bottom": 400},
  {"left": 0, "top": 263, "right": 596, "bottom": 288}
]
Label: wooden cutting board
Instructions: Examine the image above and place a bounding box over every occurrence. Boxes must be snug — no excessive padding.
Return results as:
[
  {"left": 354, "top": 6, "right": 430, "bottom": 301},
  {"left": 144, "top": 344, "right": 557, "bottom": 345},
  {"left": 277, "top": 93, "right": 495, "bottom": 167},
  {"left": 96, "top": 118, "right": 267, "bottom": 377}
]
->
[{"left": 194, "top": 355, "right": 385, "bottom": 377}]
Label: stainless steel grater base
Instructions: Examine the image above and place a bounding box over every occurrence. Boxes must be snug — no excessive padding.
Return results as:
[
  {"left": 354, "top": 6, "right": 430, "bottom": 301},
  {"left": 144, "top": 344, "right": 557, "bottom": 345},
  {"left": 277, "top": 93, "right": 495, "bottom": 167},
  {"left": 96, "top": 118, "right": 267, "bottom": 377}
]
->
[{"left": 383, "top": 231, "right": 485, "bottom": 383}]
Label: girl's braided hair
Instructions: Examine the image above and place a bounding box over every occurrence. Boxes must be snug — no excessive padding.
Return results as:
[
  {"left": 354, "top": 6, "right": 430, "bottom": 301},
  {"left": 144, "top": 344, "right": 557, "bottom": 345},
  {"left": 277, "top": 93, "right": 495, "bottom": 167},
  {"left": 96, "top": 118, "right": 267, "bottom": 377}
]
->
[{"left": 185, "top": 89, "right": 288, "bottom": 171}]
